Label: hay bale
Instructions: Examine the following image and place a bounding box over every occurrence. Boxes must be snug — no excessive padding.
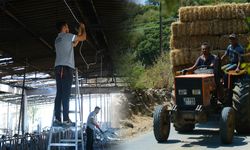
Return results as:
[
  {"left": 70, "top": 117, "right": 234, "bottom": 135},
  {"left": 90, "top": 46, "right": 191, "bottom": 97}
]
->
[
  {"left": 179, "top": 6, "right": 193, "bottom": 22},
  {"left": 170, "top": 33, "right": 249, "bottom": 50},
  {"left": 171, "top": 19, "right": 249, "bottom": 37},
  {"left": 171, "top": 22, "right": 187, "bottom": 37},
  {"left": 238, "top": 3, "right": 250, "bottom": 17},
  {"left": 218, "top": 35, "right": 229, "bottom": 50},
  {"left": 190, "top": 51, "right": 201, "bottom": 64},
  {"left": 179, "top": 3, "right": 250, "bottom": 22},
  {"left": 238, "top": 34, "right": 250, "bottom": 48},
  {"left": 218, "top": 34, "right": 250, "bottom": 49},
  {"left": 170, "top": 49, "right": 190, "bottom": 66},
  {"left": 189, "top": 22, "right": 197, "bottom": 35},
  {"left": 198, "top": 6, "right": 215, "bottom": 20},
  {"left": 236, "top": 4, "right": 246, "bottom": 18},
  {"left": 211, "top": 50, "right": 226, "bottom": 57},
  {"left": 170, "top": 35, "right": 222, "bottom": 50},
  {"left": 219, "top": 4, "right": 231, "bottom": 19},
  {"left": 238, "top": 20, "right": 249, "bottom": 33},
  {"left": 170, "top": 36, "right": 189, "bottom": 49}
]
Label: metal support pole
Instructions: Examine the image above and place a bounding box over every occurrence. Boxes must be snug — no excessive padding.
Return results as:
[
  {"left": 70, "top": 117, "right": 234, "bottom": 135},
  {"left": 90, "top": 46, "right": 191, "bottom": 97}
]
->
[
  {"left": 15, "top": 104, "right": 18, "bottom": 133},
  {"left": 23, "top": 91, "right": 27, "bottom": 133},
  {"left": 159, "top": 1, "right": 163, "bottom": 54},
  {"left": 110, "top": 94, "right": 112, "bottom": 128},
  {"left": 80, "top": 79, "right": 84, "bottom": 124},
  {"left": 18, "top": 61, "right": 27, "bottom": 135},
  {"left": 107, "top": 94, "right": 109, "bottom": 128},
  {"left": 95, "top": 94, "right": 98, "bottom": 106},
  {"left": 75, "top": 68, "right": 80, "bottom": 150},
  {"left": 100, "top": 94, "right": 103, "bottom": 123},
  {"left": 100, "top": 56, "right": 103, "bottom": 77},
  {"left": 89, "top": 93, "right": 91, "bottom": 113},
  {"left": 7, "top": 102, "right": 9, "bottom": 131},
  {"left": 104, "top": 94, "right": 106, "bottom": 125}
]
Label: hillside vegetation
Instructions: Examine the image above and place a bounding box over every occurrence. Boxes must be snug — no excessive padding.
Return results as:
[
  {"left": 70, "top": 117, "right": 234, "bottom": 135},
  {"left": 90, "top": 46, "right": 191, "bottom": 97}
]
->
[{"left": 114, "top": 0, "right": 250, "bottom": 90}]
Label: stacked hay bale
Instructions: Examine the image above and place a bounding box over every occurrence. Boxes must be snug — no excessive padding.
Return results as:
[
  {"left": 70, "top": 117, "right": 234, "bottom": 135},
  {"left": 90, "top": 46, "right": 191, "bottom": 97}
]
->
[{"left": 170, "top": 3, "right": 250, "bottom": 72}]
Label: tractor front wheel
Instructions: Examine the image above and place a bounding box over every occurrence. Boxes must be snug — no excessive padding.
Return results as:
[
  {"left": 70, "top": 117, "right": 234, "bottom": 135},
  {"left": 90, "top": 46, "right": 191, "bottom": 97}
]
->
[
  {"left": 220, "top": 107, "right": 235, "bottom": 144},
  {"left": 153, "top": 105, "right": 170, "bottom": 143}
]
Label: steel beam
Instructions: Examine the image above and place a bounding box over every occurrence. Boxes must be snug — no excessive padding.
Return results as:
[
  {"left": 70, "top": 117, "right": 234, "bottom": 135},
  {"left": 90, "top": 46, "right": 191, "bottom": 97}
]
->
[
  {"left": 0, "top": 7, "right": 54, "bottom": 52},
  {"left": 25, "top": 86, "right": 125, "bottom": 96},
  {"left": 0, "top": 83, "right": 125, "bottom": 96},
  {"left": 0, "top": 83, "right": 22, "bottom": 94}
]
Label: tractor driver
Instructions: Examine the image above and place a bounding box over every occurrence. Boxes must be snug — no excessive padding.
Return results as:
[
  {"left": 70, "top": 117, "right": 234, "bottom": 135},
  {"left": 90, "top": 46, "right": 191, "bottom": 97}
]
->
[{"left": 181, "top": 42, "right": 216, "bottom": 74}]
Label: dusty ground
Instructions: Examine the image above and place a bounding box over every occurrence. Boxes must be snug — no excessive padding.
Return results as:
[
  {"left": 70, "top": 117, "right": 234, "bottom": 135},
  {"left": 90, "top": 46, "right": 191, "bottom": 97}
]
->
[{"left": 119, "top": 115, "right": 153, "bottom": 139}]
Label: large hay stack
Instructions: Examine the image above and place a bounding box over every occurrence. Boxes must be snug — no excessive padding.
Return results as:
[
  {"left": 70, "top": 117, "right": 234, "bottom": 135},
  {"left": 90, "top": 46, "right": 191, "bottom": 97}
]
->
[{"left": 170, "top": 3, "right": 250, "bottom": 72}]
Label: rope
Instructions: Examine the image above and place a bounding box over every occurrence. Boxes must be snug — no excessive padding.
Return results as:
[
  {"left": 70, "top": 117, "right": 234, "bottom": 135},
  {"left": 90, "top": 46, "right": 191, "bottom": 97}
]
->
[
  {"left": 63, "top": 0, "right": 97, "bottom": 70},
  {"left": 63, "top": 0, "right": 80, "bottom": 24}
]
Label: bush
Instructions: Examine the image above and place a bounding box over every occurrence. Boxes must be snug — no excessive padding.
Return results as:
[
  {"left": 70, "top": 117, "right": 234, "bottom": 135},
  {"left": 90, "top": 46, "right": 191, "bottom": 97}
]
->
[
  {"left": 136, "top": 51, "right": 173, "bottom": 89},
  {"left": 115, "top": 51, "right": 146, "bottom": 89}
]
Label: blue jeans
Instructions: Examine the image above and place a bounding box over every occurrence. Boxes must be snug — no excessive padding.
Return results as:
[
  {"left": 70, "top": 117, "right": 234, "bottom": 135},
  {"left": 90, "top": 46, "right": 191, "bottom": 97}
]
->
[{"left": 54, "top": 65, "right": 73, "bottom": 121}]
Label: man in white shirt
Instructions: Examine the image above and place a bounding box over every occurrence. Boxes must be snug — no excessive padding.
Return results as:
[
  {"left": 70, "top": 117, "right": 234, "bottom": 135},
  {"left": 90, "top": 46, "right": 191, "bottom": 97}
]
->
[{"left": 86, "top": 106, "right": 101, "bottom": 150}]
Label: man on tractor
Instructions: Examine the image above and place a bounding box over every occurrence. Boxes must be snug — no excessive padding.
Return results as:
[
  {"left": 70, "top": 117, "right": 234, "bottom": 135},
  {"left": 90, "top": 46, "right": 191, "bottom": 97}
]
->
[
  {"left": 221, "top": 34, "right": 244, "bottom": 87},
  {"left": 221, "top": 33, "right": 244, "bottom": 72},
  {"left": 181, "top": 42, "right": 217, "bottom": 74},
  {"left": 181, "top": 42, "right": 224, "bottom": 102}
]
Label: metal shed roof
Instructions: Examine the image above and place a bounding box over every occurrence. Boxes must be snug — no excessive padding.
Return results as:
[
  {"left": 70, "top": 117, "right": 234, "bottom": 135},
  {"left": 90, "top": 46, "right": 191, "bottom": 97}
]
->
[{"left": 0, "top": 0, "right": 127, "bottom": 104}]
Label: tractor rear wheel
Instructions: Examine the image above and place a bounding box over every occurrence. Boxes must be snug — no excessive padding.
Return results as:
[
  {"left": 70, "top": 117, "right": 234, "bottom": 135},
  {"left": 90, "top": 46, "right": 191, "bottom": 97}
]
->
[
  {"left": 232, "top": 80, "right": 250, "bottom": 134},
  {"left": 153, "top": 105, "right": 170, "bottom": 143},
  {"left": 220, "top": 107, "right": 235, "bottom": 144}
]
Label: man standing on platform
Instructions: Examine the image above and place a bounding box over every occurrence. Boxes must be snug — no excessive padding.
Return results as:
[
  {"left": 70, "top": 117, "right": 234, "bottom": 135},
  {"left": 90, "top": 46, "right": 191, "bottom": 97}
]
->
[{"left": 53, "top": 21, "right": 86, "bottom": 126}]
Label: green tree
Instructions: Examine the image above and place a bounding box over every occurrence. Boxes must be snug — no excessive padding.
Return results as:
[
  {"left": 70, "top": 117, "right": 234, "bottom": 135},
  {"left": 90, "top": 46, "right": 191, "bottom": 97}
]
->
[{"left": 146, "top": 0, "right": 160, "bottom": 5}]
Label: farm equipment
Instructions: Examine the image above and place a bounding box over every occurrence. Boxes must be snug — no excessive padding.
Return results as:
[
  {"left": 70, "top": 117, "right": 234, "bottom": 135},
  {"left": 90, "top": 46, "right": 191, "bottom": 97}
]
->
[{"left": 153, "top": 61, "right": 250, "bottom": 144}]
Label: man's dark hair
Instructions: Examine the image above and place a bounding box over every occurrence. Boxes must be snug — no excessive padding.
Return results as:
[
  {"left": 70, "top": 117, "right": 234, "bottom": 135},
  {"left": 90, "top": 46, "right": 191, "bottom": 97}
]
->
[
  {"left": 56, "top": 21, "right": 67, "bottom": 32},
  {"left": 201, "top": 42, "right": 210, "bottom": 49},
  {"left": 95, "top": 106, "right": 101, "bottom": 110}
]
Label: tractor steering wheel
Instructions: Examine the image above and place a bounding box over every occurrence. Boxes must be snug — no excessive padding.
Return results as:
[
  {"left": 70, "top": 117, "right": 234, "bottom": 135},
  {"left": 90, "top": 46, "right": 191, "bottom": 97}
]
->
[
  {"left": 194, "top": 65, "right": 214, "bottom": 74},
  {"left": 196, "top": 65, "right": 213, "bottom": 69}
]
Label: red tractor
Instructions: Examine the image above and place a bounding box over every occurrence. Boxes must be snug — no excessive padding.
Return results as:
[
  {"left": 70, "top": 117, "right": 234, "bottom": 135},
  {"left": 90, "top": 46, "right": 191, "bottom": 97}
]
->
[{"left": 153, "top": 63, "right": 250, "bottom": 144}]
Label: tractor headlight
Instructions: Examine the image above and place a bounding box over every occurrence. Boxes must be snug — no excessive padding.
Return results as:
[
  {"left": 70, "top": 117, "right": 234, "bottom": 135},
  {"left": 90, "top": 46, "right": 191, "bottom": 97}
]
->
[
  {"left": 178, "top": 89, "right": 187, "bottom": 95},
  {"left": 192, "top": 89, "right": 201, "bottom": 95}
]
